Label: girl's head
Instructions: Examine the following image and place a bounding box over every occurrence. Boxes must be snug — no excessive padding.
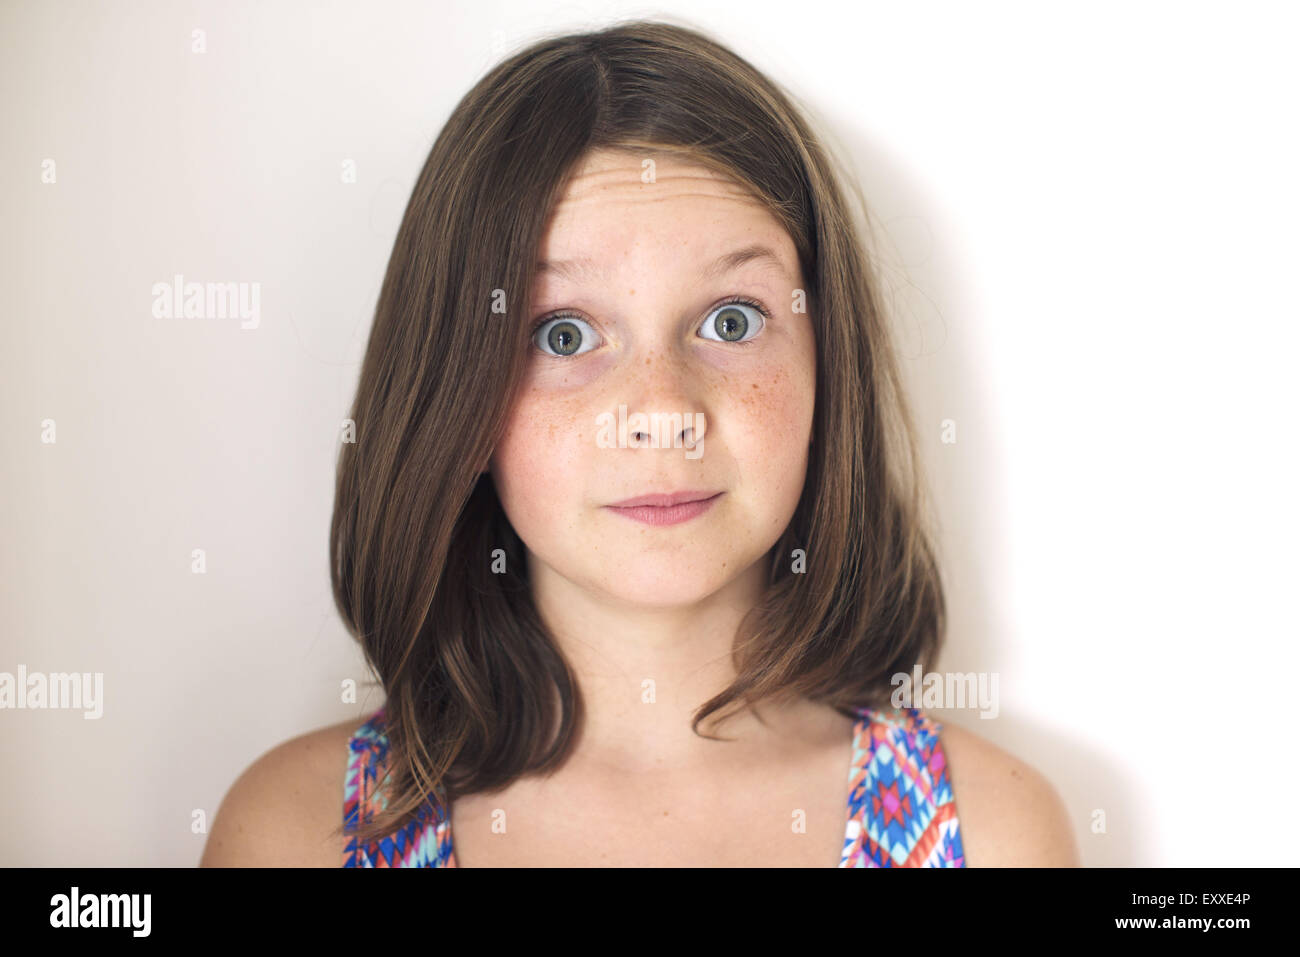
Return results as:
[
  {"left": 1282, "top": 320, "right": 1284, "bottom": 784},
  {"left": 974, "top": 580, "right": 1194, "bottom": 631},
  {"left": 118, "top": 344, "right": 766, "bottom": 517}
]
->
[
  {"left": 491, "top": 144, "right": 816, "bottom": 610},
  {"left": 332, "top": 19, "right": 945, "bottom": 845}
]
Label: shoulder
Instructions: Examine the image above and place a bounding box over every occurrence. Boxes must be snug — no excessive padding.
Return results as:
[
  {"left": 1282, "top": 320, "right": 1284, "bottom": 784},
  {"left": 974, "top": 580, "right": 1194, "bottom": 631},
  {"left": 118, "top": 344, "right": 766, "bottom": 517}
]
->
[
  {"left": 200, "top": 712, "right": 376, "bottom": 867},
  {"left": 931, "top": 715, "right": 1080, "bottom": 867}
]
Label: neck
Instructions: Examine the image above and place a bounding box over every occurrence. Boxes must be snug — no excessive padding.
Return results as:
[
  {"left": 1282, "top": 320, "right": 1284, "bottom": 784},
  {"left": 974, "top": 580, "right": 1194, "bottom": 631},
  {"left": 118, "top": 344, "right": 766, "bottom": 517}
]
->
[{"left": 528, "top": 555, "right": 839, "bottom": 775}]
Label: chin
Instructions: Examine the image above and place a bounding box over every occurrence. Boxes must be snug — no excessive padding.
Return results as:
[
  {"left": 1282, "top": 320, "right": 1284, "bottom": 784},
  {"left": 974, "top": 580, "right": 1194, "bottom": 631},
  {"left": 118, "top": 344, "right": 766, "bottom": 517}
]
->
[{"left": 592, "top": 557, "right": 737, "bottom": 608}]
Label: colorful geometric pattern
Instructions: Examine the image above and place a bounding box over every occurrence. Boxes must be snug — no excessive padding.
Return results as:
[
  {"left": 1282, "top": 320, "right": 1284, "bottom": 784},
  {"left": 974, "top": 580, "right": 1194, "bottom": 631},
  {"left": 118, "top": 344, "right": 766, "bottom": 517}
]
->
[
  {"left": 841, "top": 705, "right": 965, "bottom": 867},
  {"left": 343, "top": 704, "right": 964, "bottom": 867},
  {"left": 342, "top": 709, "right": 455, "bottom": 867}
]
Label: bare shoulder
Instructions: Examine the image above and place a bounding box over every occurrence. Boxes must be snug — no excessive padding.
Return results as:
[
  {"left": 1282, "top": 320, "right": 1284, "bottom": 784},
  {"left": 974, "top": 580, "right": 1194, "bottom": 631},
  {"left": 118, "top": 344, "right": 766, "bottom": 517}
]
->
[
  {"left": 199, "top": 716, "right": 362, "bottom": 868},
  {"left": 935, "top": 717, "right": 1080, "bottom": 867}
]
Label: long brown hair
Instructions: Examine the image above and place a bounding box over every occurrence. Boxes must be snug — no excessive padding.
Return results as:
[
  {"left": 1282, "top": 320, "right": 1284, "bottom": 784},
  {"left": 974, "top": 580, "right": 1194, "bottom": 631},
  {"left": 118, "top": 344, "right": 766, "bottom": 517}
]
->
[{"left": 330, "top": 17, "right": 946, "bottom": 847}]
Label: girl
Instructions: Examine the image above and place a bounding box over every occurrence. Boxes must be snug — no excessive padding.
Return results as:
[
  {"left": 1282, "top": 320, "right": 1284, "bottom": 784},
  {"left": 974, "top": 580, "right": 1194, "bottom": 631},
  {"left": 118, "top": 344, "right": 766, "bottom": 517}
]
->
[{"left": 202, "top": 18, "right": 1077, "bottom": 868}]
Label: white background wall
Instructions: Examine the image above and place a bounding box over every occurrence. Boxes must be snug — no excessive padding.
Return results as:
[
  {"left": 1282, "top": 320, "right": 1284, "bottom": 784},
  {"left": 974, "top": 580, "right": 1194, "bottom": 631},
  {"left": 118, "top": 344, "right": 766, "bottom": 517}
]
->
[{"left": 2, "top": 0, "right": 1295, "bottom": 866}]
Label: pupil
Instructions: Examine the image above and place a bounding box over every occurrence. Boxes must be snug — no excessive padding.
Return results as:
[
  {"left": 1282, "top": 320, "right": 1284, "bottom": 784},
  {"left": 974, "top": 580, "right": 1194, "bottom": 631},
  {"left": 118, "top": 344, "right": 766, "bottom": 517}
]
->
[
  {"left": 716, "top": 307, "right": 747, "bottom": 341},
  {"left": 549, "top": 321, "right": 579, "bottom": 355}
]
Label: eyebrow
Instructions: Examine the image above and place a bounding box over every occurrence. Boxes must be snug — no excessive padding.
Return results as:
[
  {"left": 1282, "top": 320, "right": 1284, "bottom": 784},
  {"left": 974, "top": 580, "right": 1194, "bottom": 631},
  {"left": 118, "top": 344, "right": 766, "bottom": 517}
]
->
[{"left": 536, "top": 243, "right": 788, "bottom": 283}]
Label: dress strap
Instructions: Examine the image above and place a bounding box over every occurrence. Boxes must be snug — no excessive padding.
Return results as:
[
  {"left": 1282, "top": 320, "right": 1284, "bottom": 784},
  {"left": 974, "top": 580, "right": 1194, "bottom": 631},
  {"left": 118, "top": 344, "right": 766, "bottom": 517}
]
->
[
  {"left": 342, "top": 707, "right": 454, "bottom": 867},
  {"left": 842, "top": 705, "right": 965, "bottom": 867}
]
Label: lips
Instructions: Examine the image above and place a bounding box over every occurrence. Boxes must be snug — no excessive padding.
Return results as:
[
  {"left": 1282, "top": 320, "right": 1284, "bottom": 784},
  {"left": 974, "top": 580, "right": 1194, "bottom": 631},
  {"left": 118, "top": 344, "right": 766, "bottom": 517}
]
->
[
  {"left": 606, "top": 490, "right": 722, "bottom": 508},
  {"left": 603, "top": 491, "right": 724, "bottom": 527}
]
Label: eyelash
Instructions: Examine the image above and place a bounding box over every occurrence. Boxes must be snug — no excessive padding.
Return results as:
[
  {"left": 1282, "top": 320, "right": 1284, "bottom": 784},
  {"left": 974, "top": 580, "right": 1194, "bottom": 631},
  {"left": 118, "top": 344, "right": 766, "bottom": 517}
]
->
[{"left": 529, "top": 295, "right": 771, "bottom": 354}]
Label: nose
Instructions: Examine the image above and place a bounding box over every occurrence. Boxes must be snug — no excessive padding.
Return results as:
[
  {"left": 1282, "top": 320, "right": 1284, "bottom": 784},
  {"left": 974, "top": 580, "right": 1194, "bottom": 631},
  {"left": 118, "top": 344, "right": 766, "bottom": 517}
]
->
[
  {"left": 626, "top": 414, "right": 701, "bottom": 448},
  {"left": 608, "top": 349, "right": 708, "bottom": 452}
]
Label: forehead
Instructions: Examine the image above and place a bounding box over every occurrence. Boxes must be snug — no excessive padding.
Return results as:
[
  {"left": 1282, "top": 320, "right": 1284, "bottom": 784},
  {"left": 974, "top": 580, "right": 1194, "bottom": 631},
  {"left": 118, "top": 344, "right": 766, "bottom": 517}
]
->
[
  {"left": 535, "top": 149, "right": 796, "bottom": 280},
  {"left": 554, "top": 147, "right": 758, "bottom": 203}
]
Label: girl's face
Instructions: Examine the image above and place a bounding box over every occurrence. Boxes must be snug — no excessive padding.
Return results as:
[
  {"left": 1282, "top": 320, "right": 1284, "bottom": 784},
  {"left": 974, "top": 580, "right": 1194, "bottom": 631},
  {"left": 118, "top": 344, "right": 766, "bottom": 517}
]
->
[{"left": 489, "top": 148, "right": 816, "bottom": 608}]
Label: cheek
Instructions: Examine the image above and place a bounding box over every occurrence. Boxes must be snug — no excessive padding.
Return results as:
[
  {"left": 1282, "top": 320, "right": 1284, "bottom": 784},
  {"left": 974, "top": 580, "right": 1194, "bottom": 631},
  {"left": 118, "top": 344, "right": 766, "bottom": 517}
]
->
[
  {"left": 719, "top": 355, "right": 814, "bottom": 530},
  {"left": 730, "top": 361, "right": 814, "bottom": 462},
  {"left": 490, "top": 391, "right": 586, "bottom": 528}
]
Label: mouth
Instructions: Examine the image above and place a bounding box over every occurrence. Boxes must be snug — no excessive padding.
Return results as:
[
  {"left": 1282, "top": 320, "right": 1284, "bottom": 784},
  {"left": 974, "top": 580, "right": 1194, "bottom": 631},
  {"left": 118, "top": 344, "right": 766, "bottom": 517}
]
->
[
  {"left": 603, "top": 490, "right": 724, "bottom": 528},
  {"left": 607, "top": 490, "right": 722, "bottom": 508}
]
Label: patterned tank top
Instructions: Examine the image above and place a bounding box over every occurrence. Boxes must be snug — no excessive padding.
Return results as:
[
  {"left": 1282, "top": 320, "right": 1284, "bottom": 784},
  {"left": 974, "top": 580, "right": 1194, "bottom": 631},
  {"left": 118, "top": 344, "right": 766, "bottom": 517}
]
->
[{"left": 343, "top": 703, "right": 965, "bottom": 867}]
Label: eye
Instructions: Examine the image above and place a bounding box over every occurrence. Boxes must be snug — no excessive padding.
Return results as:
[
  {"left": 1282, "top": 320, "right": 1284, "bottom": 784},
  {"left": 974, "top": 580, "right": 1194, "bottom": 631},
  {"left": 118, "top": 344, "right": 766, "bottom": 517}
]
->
[
  {"left": 532, "top": 315, "right": 601, "bottom": 357},
  {"left": 697, "top": 298, "right": 767, "bottom": 345}
]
